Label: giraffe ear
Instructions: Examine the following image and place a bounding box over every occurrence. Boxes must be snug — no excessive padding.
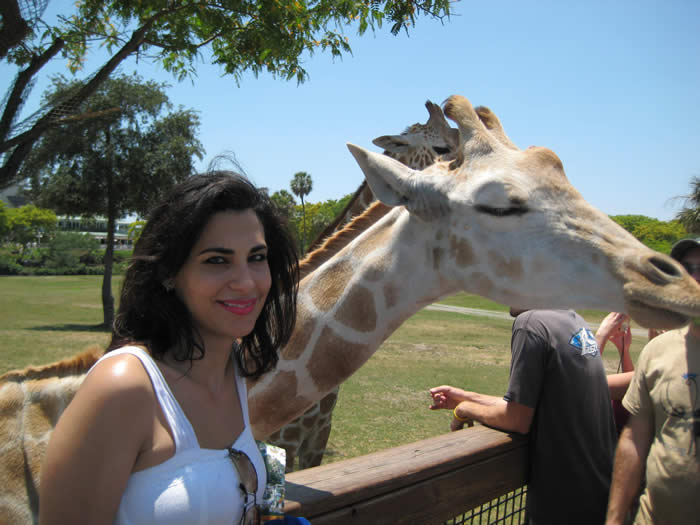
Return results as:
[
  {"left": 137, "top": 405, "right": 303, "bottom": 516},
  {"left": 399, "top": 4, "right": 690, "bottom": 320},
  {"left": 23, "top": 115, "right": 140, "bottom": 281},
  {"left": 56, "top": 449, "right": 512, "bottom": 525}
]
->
[
  {"left": 371, "top": 135, "right": 412, "bottom": 154},
  {"left": 346, "top": 143, "right": 451, "bottom": 221}
]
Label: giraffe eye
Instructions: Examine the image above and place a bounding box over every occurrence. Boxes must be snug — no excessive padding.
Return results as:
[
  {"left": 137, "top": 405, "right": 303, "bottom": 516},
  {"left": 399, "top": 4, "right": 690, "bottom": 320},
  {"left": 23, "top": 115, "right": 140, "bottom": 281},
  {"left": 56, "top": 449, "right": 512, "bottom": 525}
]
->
[
  {"left": 432, "top": 146, "right": 450, "bottom": 155},
  {"left": 474, "top": 202, "right": 529, "bottom": 217}
]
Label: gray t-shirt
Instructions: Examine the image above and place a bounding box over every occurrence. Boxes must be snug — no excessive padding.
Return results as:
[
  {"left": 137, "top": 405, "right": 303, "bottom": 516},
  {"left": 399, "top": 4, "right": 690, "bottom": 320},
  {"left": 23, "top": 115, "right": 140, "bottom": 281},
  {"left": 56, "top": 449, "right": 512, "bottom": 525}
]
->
[{"left": 504, "top": 310, "right": 617, "bottom": 525}]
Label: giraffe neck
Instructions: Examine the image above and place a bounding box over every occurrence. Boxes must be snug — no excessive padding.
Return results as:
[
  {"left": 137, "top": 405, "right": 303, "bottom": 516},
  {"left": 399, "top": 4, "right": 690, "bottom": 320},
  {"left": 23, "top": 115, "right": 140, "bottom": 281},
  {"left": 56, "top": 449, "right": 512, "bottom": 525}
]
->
[{"left": 248, "top": 205, "right": 455, "bottom": 437}]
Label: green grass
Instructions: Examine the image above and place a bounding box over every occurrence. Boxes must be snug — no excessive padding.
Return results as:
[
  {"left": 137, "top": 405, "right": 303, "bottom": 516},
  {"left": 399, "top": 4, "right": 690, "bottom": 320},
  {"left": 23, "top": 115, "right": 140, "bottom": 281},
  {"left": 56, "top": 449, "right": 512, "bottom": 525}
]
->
[
  {"left": 0, "top": 275, "right": 120, "bottom": 373},
  {"left": 0, "top": 277, "right": 647, "bottom": 463}
]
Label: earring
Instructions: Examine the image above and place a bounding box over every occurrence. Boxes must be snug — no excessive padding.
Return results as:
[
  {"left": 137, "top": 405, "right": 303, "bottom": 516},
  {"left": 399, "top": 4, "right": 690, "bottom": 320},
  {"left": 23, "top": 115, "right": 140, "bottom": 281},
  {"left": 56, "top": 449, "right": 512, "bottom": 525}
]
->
[{"left": 163, "top": 279, "right": 174, "bottom": 292}]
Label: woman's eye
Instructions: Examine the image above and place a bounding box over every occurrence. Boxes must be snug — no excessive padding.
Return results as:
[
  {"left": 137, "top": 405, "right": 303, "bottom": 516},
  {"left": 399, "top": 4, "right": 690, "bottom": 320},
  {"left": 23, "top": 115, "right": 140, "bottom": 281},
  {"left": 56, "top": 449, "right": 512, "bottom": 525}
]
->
[
  {"left": 250, "top": 253, "right": 268, "bottom": 263},
  {"left": 205, "top": 256, "right": 227, "bottom": 264}
]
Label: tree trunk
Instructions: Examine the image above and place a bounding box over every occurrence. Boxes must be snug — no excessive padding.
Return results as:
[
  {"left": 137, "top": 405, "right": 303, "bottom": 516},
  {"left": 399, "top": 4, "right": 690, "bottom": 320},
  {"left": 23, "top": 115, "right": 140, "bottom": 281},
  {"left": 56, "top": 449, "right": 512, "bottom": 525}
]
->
[
  {"left": 301, "top": 197, "right": 307, "bottom": 255},
  {"left": 102, "top": 214, "right": 115, "bottom": 329},
  {"left": 101, "top": 142, "right": 116, "bottom": 329}
]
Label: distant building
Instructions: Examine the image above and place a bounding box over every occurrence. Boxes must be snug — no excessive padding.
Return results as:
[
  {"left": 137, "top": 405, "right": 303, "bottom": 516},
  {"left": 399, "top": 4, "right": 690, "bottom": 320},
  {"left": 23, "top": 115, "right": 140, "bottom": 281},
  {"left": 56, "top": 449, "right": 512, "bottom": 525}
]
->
[
  {"left": 57, "top": 216, "right": 134, "bottom": 250},
  {"left": 0, "top": 182, "right": 27, "bottom": 208},
  {"left": 1, "top": 185, "right": 134, "bottom": 249}
]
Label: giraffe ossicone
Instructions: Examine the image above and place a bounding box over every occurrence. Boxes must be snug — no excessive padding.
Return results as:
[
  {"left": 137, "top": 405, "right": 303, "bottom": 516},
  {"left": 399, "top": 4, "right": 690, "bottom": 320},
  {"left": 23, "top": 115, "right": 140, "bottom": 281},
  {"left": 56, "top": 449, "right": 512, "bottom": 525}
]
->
[{"left": 3, "top": 94, "right": 700, "bottom": 523}]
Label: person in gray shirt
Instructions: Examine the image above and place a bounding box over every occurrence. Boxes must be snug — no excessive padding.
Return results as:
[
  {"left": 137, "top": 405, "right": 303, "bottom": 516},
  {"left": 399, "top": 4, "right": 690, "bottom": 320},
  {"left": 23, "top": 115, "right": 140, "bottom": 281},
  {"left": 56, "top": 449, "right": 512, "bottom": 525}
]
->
[{"left": 430, "top": 309, "right": 617, "bottom": 525}]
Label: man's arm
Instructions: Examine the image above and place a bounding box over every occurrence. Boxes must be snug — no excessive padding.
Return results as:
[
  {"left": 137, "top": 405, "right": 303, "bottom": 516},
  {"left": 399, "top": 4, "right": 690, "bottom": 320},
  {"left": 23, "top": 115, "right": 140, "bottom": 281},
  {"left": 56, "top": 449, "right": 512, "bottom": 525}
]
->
[
  {"left": 453, "top": 391, "right": 534, "bottom": 434},
  {"left": 605, "top": 412, "right": 653, "bottom": 525},
  {"left": 429, "top": 385, "right": 534, "bottom": 433}
]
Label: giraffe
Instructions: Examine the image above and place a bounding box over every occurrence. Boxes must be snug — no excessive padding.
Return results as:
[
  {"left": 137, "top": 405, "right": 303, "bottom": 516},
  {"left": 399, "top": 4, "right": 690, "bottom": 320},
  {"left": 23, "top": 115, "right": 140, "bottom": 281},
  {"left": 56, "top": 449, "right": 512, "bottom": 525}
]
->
[
  {"left": 246, "top": 94, "right": 700, "bottom": 437},
  {"left": 269, "top": 100, "right": 460, "bottom": 471},
  {"left": 3, "top": 94, "right": 700, "bottom": 523},
  {"left": 306, "top": 100, "right": 458, "bottom": 254}
]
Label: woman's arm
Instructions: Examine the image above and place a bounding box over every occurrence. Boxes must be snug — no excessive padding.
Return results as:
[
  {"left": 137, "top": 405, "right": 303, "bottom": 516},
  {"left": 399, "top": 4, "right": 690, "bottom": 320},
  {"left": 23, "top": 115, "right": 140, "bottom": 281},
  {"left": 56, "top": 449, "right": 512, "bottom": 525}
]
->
[
  {"left": 39, "top": 355, "right": 154, "bottom": 525},
  {"left": 607, "top": 371, "right": 635, "bottom": 401}
]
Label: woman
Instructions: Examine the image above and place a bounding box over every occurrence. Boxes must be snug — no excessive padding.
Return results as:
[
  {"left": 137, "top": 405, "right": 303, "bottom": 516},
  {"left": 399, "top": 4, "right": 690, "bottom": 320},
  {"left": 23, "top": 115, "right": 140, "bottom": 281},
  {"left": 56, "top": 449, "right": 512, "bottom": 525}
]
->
[{"left": 39, "top": 172, "right": 299, "bottom": 524}]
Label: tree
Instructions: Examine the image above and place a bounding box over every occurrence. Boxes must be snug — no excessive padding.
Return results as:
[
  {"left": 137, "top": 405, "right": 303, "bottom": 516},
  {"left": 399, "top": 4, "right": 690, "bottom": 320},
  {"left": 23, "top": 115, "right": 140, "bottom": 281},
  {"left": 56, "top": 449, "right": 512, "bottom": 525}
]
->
[
  {"left": 675, "top": 176, "right": 700, "bottom": 234},
  {"left": 611, "top": 214, "right": 687, "bottom": 254},
  {"left": 5, "top": 203, "right": 57, "bottom": 250},
  {"left": 0, "top": 0, "right": 451, "bottom": 187},
  {"left": 127, "top": 219, "right": 146, "bottom": 244},
  {"left": 271, "top": 189, "right": 297, "bottom": 219},
  {"left": 21, "top": 73, "right": 203, "bottom": 328},
  {"left": 0, "top": 200, "right": 9, "bottom": 239},
  {"left": 290, "top": 171, "right": 313, "bottom": 253}
]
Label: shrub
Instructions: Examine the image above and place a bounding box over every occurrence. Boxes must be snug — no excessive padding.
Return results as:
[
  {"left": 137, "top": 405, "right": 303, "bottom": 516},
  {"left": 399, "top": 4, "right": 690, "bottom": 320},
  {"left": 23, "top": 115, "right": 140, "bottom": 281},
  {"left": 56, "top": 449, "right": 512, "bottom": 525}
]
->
[
  {"left": 0, "top": 246, "right": 23, "bottom": 275},
  {"left": 47, "top": 232, "right": 101, "bottom": 269}
]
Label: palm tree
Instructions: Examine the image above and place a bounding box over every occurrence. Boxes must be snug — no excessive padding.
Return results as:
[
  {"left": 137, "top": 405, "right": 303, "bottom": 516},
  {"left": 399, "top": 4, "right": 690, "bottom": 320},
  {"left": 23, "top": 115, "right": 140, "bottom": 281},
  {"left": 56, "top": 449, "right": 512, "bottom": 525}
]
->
[
  {"left": 675, "top": 176, "right": 700, "bottom": 234},
  {"left": 290, "top": 171, "right": 313, "bottom": 252}
]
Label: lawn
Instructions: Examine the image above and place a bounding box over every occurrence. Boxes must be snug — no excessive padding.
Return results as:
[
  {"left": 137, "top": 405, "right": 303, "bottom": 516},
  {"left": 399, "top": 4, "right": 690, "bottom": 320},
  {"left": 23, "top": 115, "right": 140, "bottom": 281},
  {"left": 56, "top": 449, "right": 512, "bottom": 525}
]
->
[{"left": 0, "top": 277, "right": 648, "bottom": 463}]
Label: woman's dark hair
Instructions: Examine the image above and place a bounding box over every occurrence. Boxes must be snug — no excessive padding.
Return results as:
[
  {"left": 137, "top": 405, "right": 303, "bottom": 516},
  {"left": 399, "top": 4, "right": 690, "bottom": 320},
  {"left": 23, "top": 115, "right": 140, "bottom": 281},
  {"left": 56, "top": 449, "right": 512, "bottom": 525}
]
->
[{"left": 109, "top": 171, "right": 299, "bottom": 378}]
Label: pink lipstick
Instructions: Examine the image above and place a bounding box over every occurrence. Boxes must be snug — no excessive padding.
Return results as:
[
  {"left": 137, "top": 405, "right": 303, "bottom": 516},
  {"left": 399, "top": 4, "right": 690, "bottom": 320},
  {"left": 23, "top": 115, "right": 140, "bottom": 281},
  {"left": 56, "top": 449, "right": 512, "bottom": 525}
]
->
[{"left": 219, "top": 299, "right": 256, "bottom": 316}]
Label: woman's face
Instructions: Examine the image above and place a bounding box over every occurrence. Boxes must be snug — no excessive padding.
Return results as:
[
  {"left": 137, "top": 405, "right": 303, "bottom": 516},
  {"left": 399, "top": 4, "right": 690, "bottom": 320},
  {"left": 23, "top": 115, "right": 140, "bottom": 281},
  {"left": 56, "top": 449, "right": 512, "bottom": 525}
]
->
[{"left": 173, "top": 209, "right": 272, "bottom": 348}]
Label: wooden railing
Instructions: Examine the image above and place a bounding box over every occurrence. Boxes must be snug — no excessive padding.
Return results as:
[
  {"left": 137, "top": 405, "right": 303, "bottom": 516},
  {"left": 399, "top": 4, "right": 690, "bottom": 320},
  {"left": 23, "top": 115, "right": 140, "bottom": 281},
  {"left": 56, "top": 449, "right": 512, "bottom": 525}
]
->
[{"left": 283, "top": 425, "right": 529, "bottom": 524}]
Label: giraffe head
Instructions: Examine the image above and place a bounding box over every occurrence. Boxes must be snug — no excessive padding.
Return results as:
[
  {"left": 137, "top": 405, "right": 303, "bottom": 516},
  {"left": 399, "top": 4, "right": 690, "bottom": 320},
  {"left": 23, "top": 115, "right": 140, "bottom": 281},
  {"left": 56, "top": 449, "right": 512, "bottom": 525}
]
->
[
  {"left": 348, "top": 95, "right": 700, "bottom": 329},
  {"left": 372, "top": 100, "right": 459, "bottom": 170}
]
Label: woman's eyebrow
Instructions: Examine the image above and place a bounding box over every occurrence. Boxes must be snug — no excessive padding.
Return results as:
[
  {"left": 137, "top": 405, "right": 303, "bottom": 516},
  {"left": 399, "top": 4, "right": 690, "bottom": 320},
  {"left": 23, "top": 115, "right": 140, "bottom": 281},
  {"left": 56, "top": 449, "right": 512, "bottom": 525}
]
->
[
  {"left": 197, "top": 244, "right": 267, "bottom": 256},
  {"left": 197, "top": 247, "right": 233, "bottom": 256}
]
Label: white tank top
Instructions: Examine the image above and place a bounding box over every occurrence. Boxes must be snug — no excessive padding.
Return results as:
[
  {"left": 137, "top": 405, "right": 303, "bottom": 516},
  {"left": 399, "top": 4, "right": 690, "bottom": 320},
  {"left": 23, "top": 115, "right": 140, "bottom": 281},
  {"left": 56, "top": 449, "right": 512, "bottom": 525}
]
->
[{"left": 89, "top": 346, "right": 266, "bottom": 525}]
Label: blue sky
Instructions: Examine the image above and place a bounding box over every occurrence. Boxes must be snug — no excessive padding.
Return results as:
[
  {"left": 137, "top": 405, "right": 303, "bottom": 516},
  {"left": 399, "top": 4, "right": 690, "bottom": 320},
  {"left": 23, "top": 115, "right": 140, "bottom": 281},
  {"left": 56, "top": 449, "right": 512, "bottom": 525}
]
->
[{"left": 4, "top": 0, "right": 699, "bottom": 221}]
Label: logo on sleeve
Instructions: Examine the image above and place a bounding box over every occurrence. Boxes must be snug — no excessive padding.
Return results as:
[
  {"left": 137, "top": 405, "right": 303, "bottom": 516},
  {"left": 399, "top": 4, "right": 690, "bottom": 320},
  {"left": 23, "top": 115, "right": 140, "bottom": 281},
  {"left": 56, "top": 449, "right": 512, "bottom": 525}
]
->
[{"left": 569, "top": 328, "right": 599, "bottom": 357}]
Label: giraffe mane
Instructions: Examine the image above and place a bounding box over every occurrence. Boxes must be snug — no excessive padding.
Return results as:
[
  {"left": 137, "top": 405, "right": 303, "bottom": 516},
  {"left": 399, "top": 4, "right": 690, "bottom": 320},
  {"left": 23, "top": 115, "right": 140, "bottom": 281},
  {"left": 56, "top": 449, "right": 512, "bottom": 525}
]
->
[
  {"left": 0, "top": 346, "right": 103, "bottom": 383},
  {"left": 299, "top": 200, "right": 391, "bottom": 279},
  {"left": 305, "top": 181, "right": 369, "bottom": 256}
]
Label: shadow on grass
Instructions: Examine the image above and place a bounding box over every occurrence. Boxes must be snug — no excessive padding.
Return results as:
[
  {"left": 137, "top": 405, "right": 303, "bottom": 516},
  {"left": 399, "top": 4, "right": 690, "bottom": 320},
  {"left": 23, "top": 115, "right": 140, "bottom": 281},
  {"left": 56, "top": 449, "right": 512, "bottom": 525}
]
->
[{"left": 29, "top": 323, "right": 108, "bottom": 332}]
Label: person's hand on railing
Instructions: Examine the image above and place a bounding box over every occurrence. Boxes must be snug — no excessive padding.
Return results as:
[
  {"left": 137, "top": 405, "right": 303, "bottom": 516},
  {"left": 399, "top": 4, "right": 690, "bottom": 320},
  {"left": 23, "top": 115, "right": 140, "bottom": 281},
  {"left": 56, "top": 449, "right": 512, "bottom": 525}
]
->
[{"left": 429, "top": 385, "right": 474, "bottom": 431}]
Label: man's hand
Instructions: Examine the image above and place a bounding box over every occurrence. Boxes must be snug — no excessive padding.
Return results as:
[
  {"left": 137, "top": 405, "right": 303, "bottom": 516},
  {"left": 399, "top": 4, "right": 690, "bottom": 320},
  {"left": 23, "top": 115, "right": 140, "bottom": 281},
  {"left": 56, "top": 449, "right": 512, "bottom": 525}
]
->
[
  {"left": 429, "top": 386, "right": 474, "bottom": 431},
  {"left": 429, "top": 385, "right": 469, "bottom": 410}
]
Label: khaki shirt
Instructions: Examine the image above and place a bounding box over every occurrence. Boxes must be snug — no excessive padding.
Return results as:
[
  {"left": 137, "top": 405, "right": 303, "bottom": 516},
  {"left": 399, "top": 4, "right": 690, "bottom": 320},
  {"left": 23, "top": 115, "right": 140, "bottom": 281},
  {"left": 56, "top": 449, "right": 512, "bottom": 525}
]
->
[{"left": 623, "top": 326, "right": 700, "bottom": 524}]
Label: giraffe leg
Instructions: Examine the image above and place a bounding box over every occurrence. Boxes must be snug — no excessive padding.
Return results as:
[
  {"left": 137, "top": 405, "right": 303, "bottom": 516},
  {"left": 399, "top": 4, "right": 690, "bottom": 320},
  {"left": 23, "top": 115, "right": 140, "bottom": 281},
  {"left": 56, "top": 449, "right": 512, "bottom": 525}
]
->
[
  {"left": 297, "top": 389, "right": 339, "bottom": 470},
  {"left": 298, "top": 420, "right": 333, "bottom": 470}
]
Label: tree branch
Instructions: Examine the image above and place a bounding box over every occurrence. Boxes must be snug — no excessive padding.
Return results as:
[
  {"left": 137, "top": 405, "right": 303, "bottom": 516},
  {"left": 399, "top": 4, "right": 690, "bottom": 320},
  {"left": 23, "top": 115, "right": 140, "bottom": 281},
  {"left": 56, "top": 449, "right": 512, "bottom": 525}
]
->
[
  {"left": 0, "top": 0, "right": 31, "bottom": 60},
  {"left": 0, "top": 38, "right": 65, "bottom": 144},
  {"left": 0, "top": 18, "right": 157, "bottom": 186}
]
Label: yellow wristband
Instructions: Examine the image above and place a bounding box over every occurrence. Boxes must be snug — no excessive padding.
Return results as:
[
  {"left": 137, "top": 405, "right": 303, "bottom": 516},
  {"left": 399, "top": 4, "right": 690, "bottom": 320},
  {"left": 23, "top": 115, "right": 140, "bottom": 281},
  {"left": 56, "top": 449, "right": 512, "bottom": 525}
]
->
[{"left": 453, "top": 407, "right": 471, "bottom": 422}]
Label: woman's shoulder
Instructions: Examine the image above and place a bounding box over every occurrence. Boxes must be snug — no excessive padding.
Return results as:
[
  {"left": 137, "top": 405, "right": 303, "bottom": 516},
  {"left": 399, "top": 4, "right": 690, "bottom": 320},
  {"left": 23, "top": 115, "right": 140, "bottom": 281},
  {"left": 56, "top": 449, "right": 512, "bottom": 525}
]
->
[{"left": 79, "top": 350, "right": 156, "bottom": 415}]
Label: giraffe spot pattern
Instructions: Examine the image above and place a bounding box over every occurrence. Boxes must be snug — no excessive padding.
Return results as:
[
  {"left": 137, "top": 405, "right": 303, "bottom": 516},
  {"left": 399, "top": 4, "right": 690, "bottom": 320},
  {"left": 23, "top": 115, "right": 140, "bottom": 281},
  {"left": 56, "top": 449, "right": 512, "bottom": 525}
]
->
[
  {"left": 249, "top": 371, "right": 312, "bottom": 437},
  {"left": 470, "top": 272, "right": 495, "bottom": 298},
  {"left": 449, "top": 234, "right": 475, "bottom": 267},
  {"left": 487, "top": 250, "right": 523, "bottom": 280},
  {"left": 433, "top": 247, "right": 444, "bottom": 270},
  {"left": 333, "top": 286, "right": 377, "bottom": 333},
  {"left": 282, "top": 425, "right": 301, "bottom": 442},
  {"left": 384, "top": 283, "right": 399, "bottom": 310},
  {"left": 281, "top": 301, "right": 315, "bottom": 360},
  {"left": 308, "top": 326, "right": 370, "bottom": 394},
  {"left": 308, "top": 260, "right": 353, "bottom": 312}
]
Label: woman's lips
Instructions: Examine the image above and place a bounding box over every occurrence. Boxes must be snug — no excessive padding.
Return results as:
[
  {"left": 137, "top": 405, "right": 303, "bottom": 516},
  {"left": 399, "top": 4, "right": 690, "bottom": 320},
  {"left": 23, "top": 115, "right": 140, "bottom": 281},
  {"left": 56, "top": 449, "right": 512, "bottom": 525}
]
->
[{"left": 218, "top": 299, "right": 256, "bottom": 316}]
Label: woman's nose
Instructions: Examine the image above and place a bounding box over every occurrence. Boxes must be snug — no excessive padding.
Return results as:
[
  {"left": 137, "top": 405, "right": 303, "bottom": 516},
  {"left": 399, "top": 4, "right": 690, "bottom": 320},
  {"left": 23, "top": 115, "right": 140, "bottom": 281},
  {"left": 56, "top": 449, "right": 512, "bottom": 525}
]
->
[{"left": 227, "top": 265, "right": 255, "bottom": 291}]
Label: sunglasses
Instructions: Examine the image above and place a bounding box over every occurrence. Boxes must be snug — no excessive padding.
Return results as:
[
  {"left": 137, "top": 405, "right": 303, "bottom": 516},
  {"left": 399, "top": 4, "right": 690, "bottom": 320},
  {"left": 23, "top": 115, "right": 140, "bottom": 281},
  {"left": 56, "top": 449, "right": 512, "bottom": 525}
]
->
[
  {"left": 682, "top": 262, "right": 700, "bottom": 275},
  {"left": 228, "top": 447, "right": 261, "bottom": 525}
]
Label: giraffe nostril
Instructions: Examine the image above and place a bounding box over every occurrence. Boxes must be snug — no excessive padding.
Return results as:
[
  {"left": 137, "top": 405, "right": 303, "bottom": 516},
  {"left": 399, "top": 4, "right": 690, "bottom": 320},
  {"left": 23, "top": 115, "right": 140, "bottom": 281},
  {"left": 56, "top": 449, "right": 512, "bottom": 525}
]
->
[{"left": 648, "top": 255, "right": 683, "bottom": 282}]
